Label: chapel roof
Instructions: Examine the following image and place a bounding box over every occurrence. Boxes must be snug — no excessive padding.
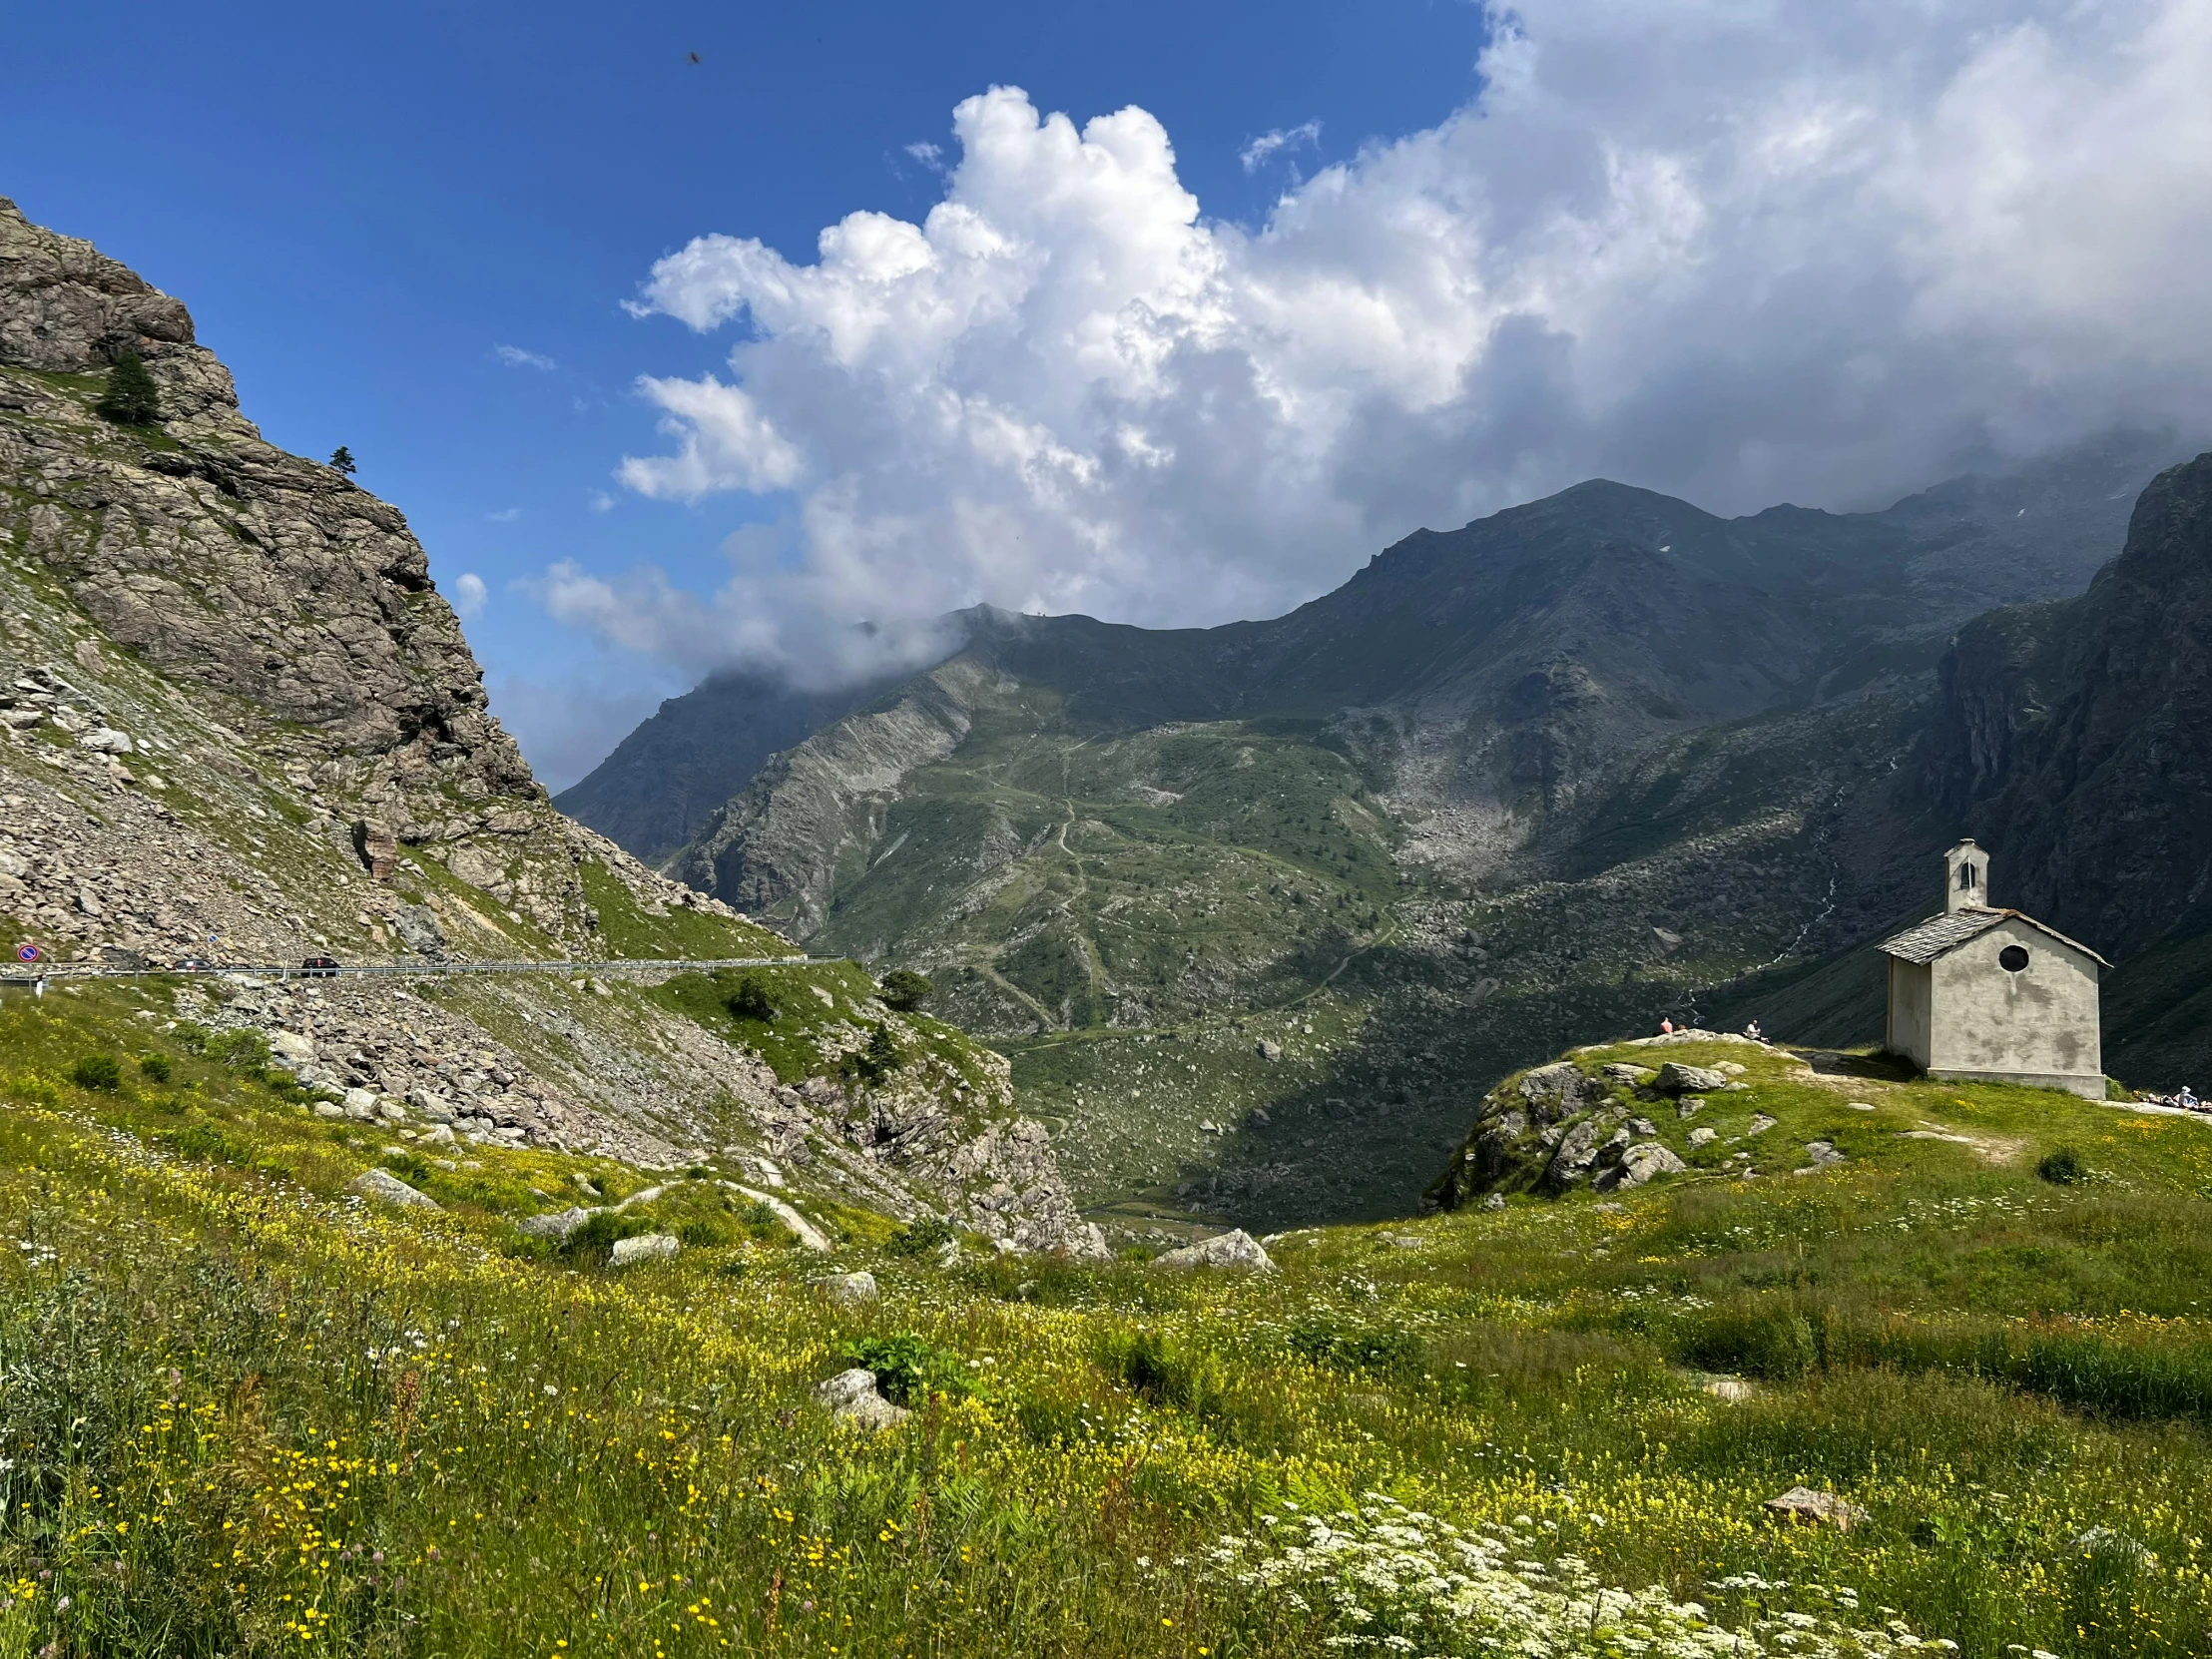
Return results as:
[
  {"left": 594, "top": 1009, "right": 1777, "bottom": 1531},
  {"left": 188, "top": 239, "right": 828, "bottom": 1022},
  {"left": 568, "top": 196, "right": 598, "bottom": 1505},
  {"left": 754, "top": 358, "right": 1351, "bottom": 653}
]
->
[{"left": 1879, "top": 906, "right": 2110, "bottom": 968}]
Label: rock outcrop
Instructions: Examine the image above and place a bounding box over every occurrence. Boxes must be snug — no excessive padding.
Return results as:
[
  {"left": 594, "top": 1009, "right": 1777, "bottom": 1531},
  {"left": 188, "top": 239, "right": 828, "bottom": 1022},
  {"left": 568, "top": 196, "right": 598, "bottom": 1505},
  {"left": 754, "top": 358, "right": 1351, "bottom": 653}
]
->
[
  {"left": 815, "top": 1368, "right": 909, "bottom": 1430},
  {"left": 1152, "top": 1228, "right": 1275, "bottom": 1272},
  {"left": 1427, "top": 1048, "right": 1717, "bottom": 1208},
  {"left": 0, "top": 196, "right": 1103, "bottom": 1256}
]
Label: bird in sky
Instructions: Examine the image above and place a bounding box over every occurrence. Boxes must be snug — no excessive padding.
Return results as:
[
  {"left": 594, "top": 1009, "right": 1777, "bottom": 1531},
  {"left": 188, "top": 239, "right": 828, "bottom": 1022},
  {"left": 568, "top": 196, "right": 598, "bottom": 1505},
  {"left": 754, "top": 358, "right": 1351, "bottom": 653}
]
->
[{"left": 687, "top": 50, "right": 701, "bottom": 64}]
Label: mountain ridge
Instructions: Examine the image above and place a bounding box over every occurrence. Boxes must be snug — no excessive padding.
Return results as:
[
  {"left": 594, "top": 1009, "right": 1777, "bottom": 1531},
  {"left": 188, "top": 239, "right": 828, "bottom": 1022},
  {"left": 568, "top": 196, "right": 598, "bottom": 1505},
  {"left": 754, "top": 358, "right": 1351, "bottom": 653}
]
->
[
  {"left": 558, "top": 428, "right": 2196, "bottom": 1230},
  {"left": 0, "top": 194, "right": 1103, "bottom": 1256}
]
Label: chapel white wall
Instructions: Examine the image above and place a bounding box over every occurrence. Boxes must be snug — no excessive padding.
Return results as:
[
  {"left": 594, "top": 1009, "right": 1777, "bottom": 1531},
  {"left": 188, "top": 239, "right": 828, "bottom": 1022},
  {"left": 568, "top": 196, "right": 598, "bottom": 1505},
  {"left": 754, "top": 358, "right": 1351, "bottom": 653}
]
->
[{"left": 1927, "top": 916, "right": 2101, "bottom": 1094}]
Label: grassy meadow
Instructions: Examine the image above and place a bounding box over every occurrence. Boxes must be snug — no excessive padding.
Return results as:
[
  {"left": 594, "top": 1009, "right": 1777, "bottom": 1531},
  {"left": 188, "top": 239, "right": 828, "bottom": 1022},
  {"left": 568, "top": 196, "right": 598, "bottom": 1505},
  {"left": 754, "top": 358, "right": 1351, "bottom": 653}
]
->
[{"left": 3, "top": 980, "right": 2212, "bottom": 1656}]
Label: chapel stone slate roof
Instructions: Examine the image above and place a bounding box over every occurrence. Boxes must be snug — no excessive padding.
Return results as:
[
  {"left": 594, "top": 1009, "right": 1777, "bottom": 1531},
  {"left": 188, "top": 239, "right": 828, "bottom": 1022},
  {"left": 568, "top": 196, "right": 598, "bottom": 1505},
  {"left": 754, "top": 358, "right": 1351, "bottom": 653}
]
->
[{"left": 1879, "top": 906, "right": 2110, "bottom": 967}]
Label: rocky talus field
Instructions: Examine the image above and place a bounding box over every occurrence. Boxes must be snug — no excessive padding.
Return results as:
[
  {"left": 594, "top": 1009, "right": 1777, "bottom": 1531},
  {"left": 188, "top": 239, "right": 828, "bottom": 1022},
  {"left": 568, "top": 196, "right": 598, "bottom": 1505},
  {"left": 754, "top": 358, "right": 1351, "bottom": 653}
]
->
[{"left": 0, "top": 195, "right": 1100, "bottom": 1256}]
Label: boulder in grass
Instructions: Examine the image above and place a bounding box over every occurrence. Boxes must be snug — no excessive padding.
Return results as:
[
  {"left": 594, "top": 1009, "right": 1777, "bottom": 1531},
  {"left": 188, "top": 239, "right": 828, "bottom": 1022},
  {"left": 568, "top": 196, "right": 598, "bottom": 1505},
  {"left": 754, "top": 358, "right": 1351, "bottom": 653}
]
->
[
  {"left": 518, "top": 1207, "right": 592, "bottom": 1242},
  {"left": 1764, "top": 1487, "right": 1866, "bottom": 1530},
  {"left": 810, "top": 1270, "right": 878, "bottom": 1304},
  {"left": 608, "top": 1232, "right": 679, "bottom": 1268},
  {"left": 815, "top": 1368, "right": 909, "bottom": 1430},
  {"left": 1792, "top": 1140, "right": 1847, "bottom": 1175},
  {"left": 1655, "top": 1062, "right": 1730, "bottom": 1095},
  {"left": 1152, "top": 1228, "right": 1276, "bottom": 1272},
  {"left": 1595, "top": 1142, "right": 1687, "bottom": 1193},
  {"left": 349, "top": 1168, "right": 439, "bottom": 1210}
]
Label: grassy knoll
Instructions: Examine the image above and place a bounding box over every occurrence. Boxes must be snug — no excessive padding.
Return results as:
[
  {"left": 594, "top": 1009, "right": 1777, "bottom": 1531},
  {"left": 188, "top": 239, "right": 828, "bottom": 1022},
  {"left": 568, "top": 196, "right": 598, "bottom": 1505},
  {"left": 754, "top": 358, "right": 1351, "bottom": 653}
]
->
[{"left": 4, "top": 992, "right": 2212, "bottom": 1656}]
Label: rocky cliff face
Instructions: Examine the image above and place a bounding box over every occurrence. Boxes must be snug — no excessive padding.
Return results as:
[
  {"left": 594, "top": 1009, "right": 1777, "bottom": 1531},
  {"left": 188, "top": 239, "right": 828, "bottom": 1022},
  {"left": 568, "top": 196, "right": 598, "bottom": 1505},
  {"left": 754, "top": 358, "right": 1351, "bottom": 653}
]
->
[
  {"left": 0, "top": 196, "right": 1101, "bottom": 1256},
  {"left": 1917, "top": 451, "right": 2212, "bottom": 1083}
]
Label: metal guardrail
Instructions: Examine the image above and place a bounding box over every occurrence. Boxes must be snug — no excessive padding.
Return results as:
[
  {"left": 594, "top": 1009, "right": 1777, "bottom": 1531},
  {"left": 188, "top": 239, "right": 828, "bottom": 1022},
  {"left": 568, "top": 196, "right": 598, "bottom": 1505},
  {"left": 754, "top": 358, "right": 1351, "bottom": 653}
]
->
[{"left": 2, "top": 955, "right": 822, "bottom": 987}]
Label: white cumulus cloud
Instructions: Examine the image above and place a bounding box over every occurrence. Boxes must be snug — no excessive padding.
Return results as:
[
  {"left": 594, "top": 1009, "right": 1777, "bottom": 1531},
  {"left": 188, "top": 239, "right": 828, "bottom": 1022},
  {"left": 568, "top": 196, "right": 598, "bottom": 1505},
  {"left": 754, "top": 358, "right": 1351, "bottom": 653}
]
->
[
  {"left": 450, "top": 572, "right": 489, "bottom": 619},
  {"left": 583, "top": 0, "right": 2212, "bottom": 685},
  {"left": 493, "top": 343, "right": 556, "bottom": 370}
]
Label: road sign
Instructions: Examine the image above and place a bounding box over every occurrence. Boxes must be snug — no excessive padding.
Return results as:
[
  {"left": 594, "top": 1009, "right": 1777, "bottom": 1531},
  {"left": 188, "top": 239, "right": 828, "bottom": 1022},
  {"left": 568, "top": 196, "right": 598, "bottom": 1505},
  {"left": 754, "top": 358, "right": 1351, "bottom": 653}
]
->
[{"left": 15, "top": 943, "right": 38, "bottom": 963}]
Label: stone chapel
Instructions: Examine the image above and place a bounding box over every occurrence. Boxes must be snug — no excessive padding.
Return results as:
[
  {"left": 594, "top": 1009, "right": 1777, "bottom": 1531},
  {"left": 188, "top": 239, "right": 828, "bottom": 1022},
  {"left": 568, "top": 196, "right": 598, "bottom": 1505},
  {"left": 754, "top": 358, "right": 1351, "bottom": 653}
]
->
[{"left": 1880, "top": 838, "right": 2108, "bottom": 1098}]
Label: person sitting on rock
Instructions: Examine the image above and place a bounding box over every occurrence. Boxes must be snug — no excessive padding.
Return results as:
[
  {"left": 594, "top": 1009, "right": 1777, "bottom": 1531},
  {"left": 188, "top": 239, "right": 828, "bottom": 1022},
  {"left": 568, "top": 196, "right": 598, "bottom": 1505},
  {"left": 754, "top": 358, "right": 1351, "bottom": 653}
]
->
[
  {"left": 1744, "top": 1018, "right": 1765, "bottom": 1042},
  {"left": 1659, "top": 1016, "right": 1675, "bottom": 1035}
]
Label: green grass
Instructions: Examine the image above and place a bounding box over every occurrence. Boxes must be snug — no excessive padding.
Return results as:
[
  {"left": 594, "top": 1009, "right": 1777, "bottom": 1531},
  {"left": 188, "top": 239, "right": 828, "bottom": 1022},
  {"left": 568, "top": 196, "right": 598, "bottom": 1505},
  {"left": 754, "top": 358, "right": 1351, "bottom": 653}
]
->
[
  {"left": 728, "top": 663, "right": 1925, "bottom": 1233},
  {"left": 10, "top": 988, "right": 2212, "bottom": 1655},
  {"left": 578, "top": 859, "right": 794, "bottom": 959},
  {"left": 650, "top": 960, "right": 1000, "bottom": 1098}
]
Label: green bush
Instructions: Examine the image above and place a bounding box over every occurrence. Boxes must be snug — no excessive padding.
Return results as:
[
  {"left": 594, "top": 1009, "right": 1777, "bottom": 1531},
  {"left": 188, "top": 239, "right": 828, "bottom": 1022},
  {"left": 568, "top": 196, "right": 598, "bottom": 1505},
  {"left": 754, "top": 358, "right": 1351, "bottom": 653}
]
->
[
  {"left": 844, "top": 1333, "right": 975, "bottom": 1407},
  {"left": 845, "top": 1023, "right": 902, "bottom": 1084},
  {"left": 1287, "top": 1317, "right": 1424, "bottom": 1374},
  {"left": 166, "top": 1123, "right": 245, "bottom": 1166},
  {"left": 560, "top": 1211, "right": 655, "bottom": 1262},
  {"left": 381, "top": 1150, "right": 435, "bottom": 1185},
  {"left": 138, "top": 1053, "right": 173, "bottom": 1083},
  {"left": 178, "top": 1026, "right": 272, "bottom": 1071},
  {"left": 740, "top": 1200, "right": 788, "bottom": 1243},
  {"left": 724, "top": 973, "right": 778, "bottom": 1022},
  {"left": 677, "top": 1216, "right": 735, "bottom": 1248},
  {"left": 878, "top": 969, "right": 933, "bottom": 1012},
  {"left": 69, "top": 1054, "right": 124, "bottom": 1092},
  {"left": 888, "top": 1214, "right": 956, "bottom": 1257},
  {"left": 1679, "top": 1297, "right": 1819, "bottom": 1380},
  {"left": 2039, "top": 1146, "right": 2088, "bottom": 1185},
  {"left": 1102, "top": 1328, "right": 1229, "bottom": 1416}
]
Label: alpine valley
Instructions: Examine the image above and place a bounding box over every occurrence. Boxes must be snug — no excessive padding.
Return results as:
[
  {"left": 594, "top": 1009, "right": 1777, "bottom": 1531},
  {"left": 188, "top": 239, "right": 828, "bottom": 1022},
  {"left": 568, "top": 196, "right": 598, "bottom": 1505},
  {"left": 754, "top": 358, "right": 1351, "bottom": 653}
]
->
[
  {"left": 565, "top": 432, "right": 2212, "bottom": 1234},
  {"left": 14, "top": 190, "right": 2212, "bottom": 1659}
]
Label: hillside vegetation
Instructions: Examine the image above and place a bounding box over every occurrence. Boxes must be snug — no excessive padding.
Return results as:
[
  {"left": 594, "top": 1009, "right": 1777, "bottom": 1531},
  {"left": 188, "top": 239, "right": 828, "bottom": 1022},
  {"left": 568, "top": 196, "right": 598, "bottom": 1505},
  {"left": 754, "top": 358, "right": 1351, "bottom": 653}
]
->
[
  {"left": 7, "top": 984, "right": 2212, "bottom": 1658},
  {"left": 580, "top": 440, "right": 2206, "bottom": 1236}
]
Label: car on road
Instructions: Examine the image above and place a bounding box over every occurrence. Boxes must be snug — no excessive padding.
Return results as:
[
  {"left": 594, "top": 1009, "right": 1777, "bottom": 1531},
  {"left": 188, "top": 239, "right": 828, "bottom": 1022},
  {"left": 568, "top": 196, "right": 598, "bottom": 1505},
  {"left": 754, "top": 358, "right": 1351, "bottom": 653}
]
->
[{"left": 299, "top": 956, "right": 340, "bottom": 978}]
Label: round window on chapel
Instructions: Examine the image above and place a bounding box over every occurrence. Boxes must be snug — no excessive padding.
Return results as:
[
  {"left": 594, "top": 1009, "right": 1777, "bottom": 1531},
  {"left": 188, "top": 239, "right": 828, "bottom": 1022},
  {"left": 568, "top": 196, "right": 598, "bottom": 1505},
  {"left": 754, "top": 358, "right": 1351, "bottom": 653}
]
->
[{"left": 1998, "top": 944, "right": 2030, "bottom": 973}]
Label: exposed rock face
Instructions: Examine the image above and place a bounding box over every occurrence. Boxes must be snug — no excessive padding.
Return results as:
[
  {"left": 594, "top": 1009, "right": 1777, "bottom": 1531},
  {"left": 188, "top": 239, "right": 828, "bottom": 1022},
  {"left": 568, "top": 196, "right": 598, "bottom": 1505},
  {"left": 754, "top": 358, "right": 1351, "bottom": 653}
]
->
[
  {"left": 1764, "top": 1487, "right": 1866, "bottom": 1530},
  {"left": 517, "top": 1207, "right": 591, "bottom": 1241},
  {"left": 0, "top": 196, "right": 1104, "bottom": 1257},
  {"left": 1, "top": 199, "right": 534, "bottom": 829},
  {"left": 669, "top": 668, "right": 977, "bottom": 934},
  {"left": 555, "top": 668, "right": 903, "bottom": 863},
  {"left": 1428, "top": 1049, "right": 1719, "bottom": 1207},
  {"left": 1594, "top": 1140, "right": 1686, "bottom": 1192},
  {"left": 1917, "top": 451, "right": 2212, "bottom": 1084},
  {"left": 608, "top": 1233, "right": 680, "bottom": 1267}
]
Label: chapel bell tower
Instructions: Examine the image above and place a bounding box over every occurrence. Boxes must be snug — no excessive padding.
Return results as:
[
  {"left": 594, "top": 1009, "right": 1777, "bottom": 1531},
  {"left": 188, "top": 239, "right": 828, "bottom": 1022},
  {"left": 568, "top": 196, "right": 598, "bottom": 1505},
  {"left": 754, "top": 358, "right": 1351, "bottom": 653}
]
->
[{"left": 1944, "top": 838, "right": 1988, "bottom": 913}]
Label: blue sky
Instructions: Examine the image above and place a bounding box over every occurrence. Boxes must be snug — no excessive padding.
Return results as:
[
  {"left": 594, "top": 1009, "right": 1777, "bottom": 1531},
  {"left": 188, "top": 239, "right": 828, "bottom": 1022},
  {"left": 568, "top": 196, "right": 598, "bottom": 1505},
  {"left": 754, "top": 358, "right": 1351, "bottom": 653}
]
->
[
  {"left": 9, "top": 1, "right": 2210, "bottom": 789},
  {"left": 3, "top": 0, "right": 1491, "bottom": 784}
]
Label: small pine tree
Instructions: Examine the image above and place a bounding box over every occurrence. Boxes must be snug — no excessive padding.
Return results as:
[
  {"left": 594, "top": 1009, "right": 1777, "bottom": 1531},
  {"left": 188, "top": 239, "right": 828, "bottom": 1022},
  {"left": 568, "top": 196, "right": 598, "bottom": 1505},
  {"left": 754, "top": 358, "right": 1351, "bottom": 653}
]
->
[
  {"left": 878, "top": 968, "right": 933, "bottom": 1012},
  {"left": 328, "top": 446, "right": 357, "bottom": 476},
  {"left": 724, "top": 973, "right": 777, "bottom": 1022},
  {"left": 95, "top": 348, "right": 163, "bottom": 426}
]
